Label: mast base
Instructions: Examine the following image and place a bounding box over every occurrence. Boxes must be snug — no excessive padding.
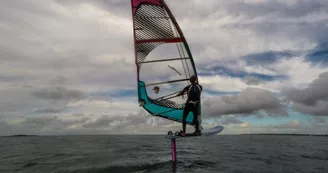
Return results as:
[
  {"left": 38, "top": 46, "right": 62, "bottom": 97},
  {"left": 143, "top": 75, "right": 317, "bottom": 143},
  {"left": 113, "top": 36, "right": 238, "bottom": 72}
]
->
[{"left": 167, "top": 130, "right": 180, "bottom": 162}]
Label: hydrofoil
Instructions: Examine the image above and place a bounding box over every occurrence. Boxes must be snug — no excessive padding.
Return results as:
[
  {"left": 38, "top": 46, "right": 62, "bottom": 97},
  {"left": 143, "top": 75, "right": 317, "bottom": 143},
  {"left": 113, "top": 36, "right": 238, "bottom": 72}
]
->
[{"left": 165, "top": 125, "right": 224, "bottom": 139}]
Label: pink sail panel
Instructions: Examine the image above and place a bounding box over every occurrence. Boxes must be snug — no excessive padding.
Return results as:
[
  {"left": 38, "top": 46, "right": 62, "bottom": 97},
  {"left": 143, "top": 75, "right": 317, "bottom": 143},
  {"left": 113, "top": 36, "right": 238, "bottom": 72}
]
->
[{"left": 131, "top": 0, "right": 162, "bottom": 15}]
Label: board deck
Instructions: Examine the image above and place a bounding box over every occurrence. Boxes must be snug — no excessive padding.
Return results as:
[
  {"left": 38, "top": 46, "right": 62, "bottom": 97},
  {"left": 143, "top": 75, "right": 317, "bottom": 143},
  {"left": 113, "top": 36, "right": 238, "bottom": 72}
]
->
[{"left": 165, "top": 125, "right": 224, "bottom": 139}]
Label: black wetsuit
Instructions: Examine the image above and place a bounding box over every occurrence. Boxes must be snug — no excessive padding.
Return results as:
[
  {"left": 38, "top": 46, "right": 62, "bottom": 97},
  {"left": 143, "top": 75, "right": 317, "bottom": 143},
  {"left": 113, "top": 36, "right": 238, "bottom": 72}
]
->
[{"left": 181, "top": 84, "right": 203, "bottom": 133}]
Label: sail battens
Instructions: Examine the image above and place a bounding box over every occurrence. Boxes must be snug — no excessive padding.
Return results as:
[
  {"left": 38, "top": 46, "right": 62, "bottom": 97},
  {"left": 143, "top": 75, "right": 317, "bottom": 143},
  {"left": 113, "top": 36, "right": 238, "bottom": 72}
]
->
[
  {"left": 145, "top": 78, "right": 189, "bottom": 86},
  {"left": 136, "top": 16, "right": 170, "bottom": 19},
  {"left": 138, "top": 57, "right": 189, "bottom": 64},
  {"left": 135, "top": 37, "right": 183, "bottom": 44}
]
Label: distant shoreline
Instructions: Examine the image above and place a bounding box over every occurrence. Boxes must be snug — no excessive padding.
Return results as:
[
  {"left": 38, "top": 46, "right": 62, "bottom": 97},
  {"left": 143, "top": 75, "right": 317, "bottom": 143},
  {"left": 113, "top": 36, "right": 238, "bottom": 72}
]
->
[
  {"left": 1, "top": 133, "right": 327, "bottom": 137},
  {"left": 241, "top": 133, "right": 328, "bottom": 136},
  {"left": 2, "top": 134, "right": 38, "bottom": 137}
]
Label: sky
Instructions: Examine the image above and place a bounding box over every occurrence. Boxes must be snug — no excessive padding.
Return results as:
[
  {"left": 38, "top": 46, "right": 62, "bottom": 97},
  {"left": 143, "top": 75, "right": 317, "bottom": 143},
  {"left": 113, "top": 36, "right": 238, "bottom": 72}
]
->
[{"left": 1, "top": 0, "right": 328, "bottom": 136}]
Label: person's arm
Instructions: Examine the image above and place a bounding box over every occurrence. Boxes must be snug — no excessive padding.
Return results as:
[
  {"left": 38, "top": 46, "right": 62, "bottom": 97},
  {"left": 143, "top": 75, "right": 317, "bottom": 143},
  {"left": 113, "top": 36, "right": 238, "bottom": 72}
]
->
[{"left": 177, "top": 86, "right": 189, "bottom": 96}]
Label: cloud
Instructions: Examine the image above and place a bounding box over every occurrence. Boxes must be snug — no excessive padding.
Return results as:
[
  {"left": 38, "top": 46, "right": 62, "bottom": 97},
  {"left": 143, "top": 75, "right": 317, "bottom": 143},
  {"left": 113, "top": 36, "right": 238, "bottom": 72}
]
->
[
  {"left": 82, "top": 111, "right": 151, "bottom": 131},
  {"left": 283, "top": 71, "right": 328, "bottom": 115},
  {"left": 221, "top": 115, "right": 243, "bottom": 125},
  {"left": 0, "top": 116, "right": 88, "bottom": 136},
  {"left": 242, "top": 51, "right": 295, "bottom": 65},
  {"left": 198, "top": 54, "right": 328, "bottom": 95},
  {"left": 0, "top": 0, "right": 136, "bottom": 95},
  {"left": 291, "top": 102, "right": 328, "bottom": 116},
  {"left": 0, "top": 86, "right": 61, "bottom": 116},
  {"left": 242, "top": 76, "right": 267, "bottom": 85},
  {"left": 82, "top": 115, "right": 121, "bottom": 129},
  {"left": 32, "top": 86, "right": 85, "bottom": 101},
  {"left": 202, "top": 87, "right": 287, "bottom": 117},
  {"left": 283, "top": 72, "right": 328, "bottom": 105},
  {"left": 275, "top": 120, "right": 301, "bottom": 129},
  {"left": 171, "top": 0, "right": 323, "bottom": 63},
  {"left": 0, "top": 110, "right": 183, "bottom": 135},
  {"left": 199, "top": 75, "right": 248, "bottom": 93},
  {"left": 33, "top": 107, "right": 64, "bottom": 114},
  {"left": 49, "top": 76, "right": 68, "bottom": 85},
  {"left": 311, "top": 116, "right": 327, "bottom": 125},
  {"left": 225, "top": 119, "right": 326, "bottom": 134},
  {"left": 306, "top": 42, "right": 328, "bottom": 65}
]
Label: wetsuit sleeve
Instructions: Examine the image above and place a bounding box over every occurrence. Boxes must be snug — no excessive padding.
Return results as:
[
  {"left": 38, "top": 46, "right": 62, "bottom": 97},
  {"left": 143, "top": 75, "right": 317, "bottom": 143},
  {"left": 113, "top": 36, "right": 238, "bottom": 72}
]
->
[{"left": 177, "top": 85, "right": 189, "bottom": 96}]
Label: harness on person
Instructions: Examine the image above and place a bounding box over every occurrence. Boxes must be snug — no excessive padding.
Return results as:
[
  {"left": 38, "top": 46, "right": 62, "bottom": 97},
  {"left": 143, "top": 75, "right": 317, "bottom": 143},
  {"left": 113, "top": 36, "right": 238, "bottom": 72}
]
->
[{"left": 186, "top": 84, "right": 202, "bottom": 106}]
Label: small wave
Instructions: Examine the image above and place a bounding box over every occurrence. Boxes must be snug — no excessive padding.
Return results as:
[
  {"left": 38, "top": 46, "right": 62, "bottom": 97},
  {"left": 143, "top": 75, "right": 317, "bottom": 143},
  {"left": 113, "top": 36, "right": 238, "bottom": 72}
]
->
[
  {"left": 184, "top": 160, "right": 216, "bottom": 169},
  {"left": 267, "top": 153, "right": 290, "bottom": 161},
  {"left": 141, "top": 144, "right": 153, "bottom": 148},
  {"left": 114, "top": 145, "right": 160, "bottom": 153},
  {"left": 245, "top": 151, "right": 256, "bottom": 155},
  {"left": 23, "top": 162, "right": 38, "bottom": 168},
  {"left": 115, "top": 147, "right": 144, "bottom": 153},
  {"left": 2, "top": 154, "right": 21, "bottom": 160},
  {"left": 300, "top": 155, "right": 328, "bottom": 160},
  {"left": 52, "top": 153, "right": 71, "bottom": 157},
  {"left": 177, "top": 150, "right": 193, "bottom": 155},
  {"left": 59, "top": 161, "right": 172, "bottom": 173},
  {"left": 249, "top": 157, "right": 273, "bottom": 164}
]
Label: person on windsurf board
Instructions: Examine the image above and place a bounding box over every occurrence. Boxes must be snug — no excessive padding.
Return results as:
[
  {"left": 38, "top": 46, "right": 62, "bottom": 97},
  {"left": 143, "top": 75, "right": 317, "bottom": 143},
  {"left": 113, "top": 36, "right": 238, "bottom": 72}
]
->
[{"left": 176, "top": 75, "right": 203, "bottom": 136}]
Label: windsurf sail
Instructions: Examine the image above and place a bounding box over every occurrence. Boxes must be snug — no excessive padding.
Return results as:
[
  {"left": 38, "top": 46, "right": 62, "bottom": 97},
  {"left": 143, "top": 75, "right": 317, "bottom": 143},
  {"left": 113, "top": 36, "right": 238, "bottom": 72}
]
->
[{"left": 131, "top": 0, "right": 200, "bottom": 125}]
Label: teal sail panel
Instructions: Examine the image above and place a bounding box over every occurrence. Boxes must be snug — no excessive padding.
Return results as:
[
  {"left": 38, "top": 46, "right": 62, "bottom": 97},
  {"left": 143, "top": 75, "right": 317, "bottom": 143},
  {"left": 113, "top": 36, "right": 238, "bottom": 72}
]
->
[{"left": 131, "top": 0, "right": 200, "bottom": 125}]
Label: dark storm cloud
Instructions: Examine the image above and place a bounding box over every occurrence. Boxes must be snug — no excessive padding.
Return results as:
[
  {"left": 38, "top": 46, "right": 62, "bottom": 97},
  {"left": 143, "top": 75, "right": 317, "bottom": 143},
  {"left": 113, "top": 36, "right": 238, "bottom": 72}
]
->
[
  {"left": 284, "top": 72, "right": 328, "bottom": 104},
  {"left": 283, "top": 72, "right": 328, "bottom": 115},
  {"left": 292, "top": 102, "right": 328, "bottom": 116},
  {"left": 32, "top": 86, "right": 85, "bottom": 101},
  {"left": 203, "top": 87, "right": 287, "bottom": 117}
]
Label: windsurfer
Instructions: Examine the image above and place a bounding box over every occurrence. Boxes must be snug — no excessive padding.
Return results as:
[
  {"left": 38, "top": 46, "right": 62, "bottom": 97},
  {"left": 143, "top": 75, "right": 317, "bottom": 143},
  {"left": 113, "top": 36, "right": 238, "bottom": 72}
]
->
[{"left": 176, "top": 75, "right": 203, "bottom": 136}]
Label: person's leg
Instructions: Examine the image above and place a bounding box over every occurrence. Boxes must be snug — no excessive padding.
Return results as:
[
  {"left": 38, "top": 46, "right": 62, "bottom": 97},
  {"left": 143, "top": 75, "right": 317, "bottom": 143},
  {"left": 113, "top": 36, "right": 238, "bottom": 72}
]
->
[
  {"left": 196, "top": 102, "right": 202, "bottom": 131},
  {"left": 192, "top": 103, "right": 200, "bottom": 133},
  {"left": 182, "top": 104, "right": 190, "bottom": 135}
]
